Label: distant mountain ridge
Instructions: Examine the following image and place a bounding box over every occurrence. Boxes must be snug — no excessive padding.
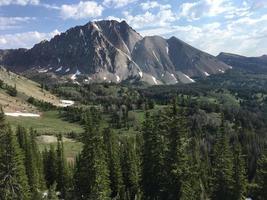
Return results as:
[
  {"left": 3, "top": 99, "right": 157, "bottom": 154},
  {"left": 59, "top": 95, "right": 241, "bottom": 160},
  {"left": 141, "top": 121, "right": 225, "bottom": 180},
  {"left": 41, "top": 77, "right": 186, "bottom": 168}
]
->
[
  {"left": 217, "top": 52, "right": 267, "bottom": 73},
  {"left": 0, "top": 20, "right": 230, "bottom": 85}
]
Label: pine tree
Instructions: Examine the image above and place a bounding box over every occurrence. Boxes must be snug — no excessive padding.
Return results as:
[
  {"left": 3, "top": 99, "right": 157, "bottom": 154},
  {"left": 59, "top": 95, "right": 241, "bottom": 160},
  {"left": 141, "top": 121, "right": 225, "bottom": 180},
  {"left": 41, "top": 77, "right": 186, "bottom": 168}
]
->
[
  {"left": 141, "top": 112, "right": 167, "bottom": 200},
  {"left": 211, "top": 126, "right": 234, "bottom": 200},
  {"left": 120, "top": 136, "right": 141, "bottom": 200},
  {"left": 232, "top": 140, "right": 247, "bottom": 200},
  {"left": 43, "top": 145, "right": 57, "bottom": 188},
  {"left": 103, "top": 128, "right": 124, "bottom": 199},
  {"left": 254, "top": 149, "right": 267, "bottom": 200},
  {"left": 55, "top": 134, "right": 70, "bottom": 198},
  {"left": 165, "top": 104, "right": 194, "bottom": 200},
  {"left": 74, "top": 111, "right": 111, "bottom": 199},
  {"left": 0, "top": 110, "right": 30, "bottom": 200}
]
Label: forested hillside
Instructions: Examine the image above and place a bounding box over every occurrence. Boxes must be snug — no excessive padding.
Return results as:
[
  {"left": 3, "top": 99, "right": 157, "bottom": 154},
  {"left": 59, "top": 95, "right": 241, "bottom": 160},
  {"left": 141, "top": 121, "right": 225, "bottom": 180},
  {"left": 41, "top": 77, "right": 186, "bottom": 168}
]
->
[{"left": 0, "top": 69, "right": 267, "bottom": 200}]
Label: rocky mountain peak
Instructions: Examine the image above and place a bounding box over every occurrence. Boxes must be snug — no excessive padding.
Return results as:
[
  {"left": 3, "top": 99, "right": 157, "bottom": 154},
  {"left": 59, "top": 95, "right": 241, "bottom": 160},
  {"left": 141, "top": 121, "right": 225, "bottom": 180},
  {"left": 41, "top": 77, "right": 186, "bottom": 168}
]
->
[{"left": 0, "top": 20, "right": 230, "bottom": 85}]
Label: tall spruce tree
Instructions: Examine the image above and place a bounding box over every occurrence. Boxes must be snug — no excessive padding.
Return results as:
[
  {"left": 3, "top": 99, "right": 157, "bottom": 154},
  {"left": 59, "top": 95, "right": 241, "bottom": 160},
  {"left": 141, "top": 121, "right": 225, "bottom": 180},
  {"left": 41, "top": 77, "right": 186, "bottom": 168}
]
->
[
  {"left": 232, "top": 140, "right": 247, "bottom": 200},
  {"left": 74, "top": 111, "right": 111, "bottom": 200},
  {"left": 141, "top": 112, "right": 167, "bottom": 200},
  {"left": 211, "top": 125, "right": 234, "bottom": 200},
  {"left": 254, "top": 149, "right": 267, "bottom": 200},
  {"left": 55, "top": 134, "right": 70, "bottom": 199},
  {"left": 16, "top": 127, "right": 46, "bottom": 199},
  {"left": 120, "top": 136, "right": 141, "bottom": 200},
  {"left": 103, "top": 128, "right": 124, "bottom": 199},
  {"left": 165, "top": 102, "right": 195, "bottom": 200},
  {"left": 43, "top": 145, "right": 57, "bottom": 188},
  {"left": 0, "top": 109, "right": 30, "bottom": 200}
]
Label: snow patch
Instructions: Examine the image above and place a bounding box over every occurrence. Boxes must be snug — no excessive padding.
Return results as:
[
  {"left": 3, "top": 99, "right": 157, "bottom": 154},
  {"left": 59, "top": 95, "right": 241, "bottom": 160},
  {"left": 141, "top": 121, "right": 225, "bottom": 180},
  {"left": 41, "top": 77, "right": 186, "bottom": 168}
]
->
[
  {"left": 65, "top": 68, "right": 70, "bottom": 73},
  {"left": 166, "top": 46, "right": 169, "bottom": 54},
  {"left": 219, "top": 69, "right": 225, "bottom": 73},
  {"left": 161, "top": 73, "right": 164, "bottom": 77},
  {"left": 55, "top": 66, "right": 62, "bottom": 72},
  {"left": 103, "top": 77, "right": 107, "bottom": 80},
  {"left": 152, "top": 76, "right": 158, "bottom": 85},
  {"left": 229, "top": 66, "right": 233, "bottom": 69},
  {"left": 5, "top": 112, "right": 40, "bottom": 117},
  {"left": 59, "top": 100, "right": 74, "bottom": 107},
  {"left": 184, "top": 74, "right": 195, "bottom": 83},
  {"left": 204, "top": 72, "right": 210, "bottom": 76},
  {"left": 152, "top": 51, "right": 160, "bottom": 62},
  {"left": 79, "top": 29, "right": 84, "bottom": 36},
  {"left": 38, "top": 69, "right": 48, "bottom": 73},
  {"left": 57, "top": 58, "right": 61, "bottom": 63},
  {"left": 92, "top": 22, "right": 100, "bottom": 31},
  {"left": 116, "top": 75, "right": 120, "bottom": 82},
  {"left": 123, "top": 42, "right": 130, "bottom": 54},
  {"left": 71, "top": 70, "right": 81, "bottom": 80},
  {"left": 139, "top": 71, "right": 143, "bottom": 78}
]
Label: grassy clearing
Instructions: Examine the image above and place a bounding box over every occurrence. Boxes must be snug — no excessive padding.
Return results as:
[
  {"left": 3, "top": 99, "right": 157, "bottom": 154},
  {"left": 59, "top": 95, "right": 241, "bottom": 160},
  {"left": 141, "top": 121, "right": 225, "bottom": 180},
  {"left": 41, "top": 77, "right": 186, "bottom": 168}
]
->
[
  {"left": 36, "top": 135, "right": 83, "bottom": 162},
  {"left": 6, "top": 111, "right": 84, "bottom": 135}
]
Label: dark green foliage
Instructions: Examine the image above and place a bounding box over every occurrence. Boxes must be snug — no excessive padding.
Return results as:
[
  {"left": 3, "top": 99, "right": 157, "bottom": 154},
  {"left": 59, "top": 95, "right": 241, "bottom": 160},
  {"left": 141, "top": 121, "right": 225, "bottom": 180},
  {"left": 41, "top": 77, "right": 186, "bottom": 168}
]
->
[
  {"left": 46, "top": 183, "right": 59, "bottom": 200},
  {"left": 211, "top": 126, "right": 234, "bottom": 200},
  {"left": 6, "top": 84, "right": 17, "bottom": 97},
  {"left": 0, "top": 111, "right": 30, "bottom": 200},
  {"left": 120, "top": 136, "right": 141, "bottom": 200},
  {"left": 232, "top": 140, "right": 247, "bottom": 200},
  {"left": 55, "top": 134, "right": 70, "bottom": 198},
  {"left": 43, "top": 145, "right": 57, "bottom": 187},
  {"left": 254, "top": 149, "right": 267, "bottom": 200},
  {"left": 141, "top": 112, "right": 167, "bottom": 200},
  {"left": 27, "top": 96, "right": 56, "bottom": 111},
  {"left": 74, "top": 111, "right": 111, "bottom": 199},
  {"left": 17, "top": 128, "right": 46, "bottom": 198},
  {"left": 103, "top": 128, "right": 124, "bottom": 199}
]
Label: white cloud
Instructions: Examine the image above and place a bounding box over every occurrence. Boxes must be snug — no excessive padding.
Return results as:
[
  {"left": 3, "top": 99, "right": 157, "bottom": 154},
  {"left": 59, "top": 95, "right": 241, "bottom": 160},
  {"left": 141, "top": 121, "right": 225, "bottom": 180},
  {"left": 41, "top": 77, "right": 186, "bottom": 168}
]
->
[
  {"left": 0, "top": 17, "right": 35, "bottom": 30},
  {"left": 139, "top": 12, "right": 267, "bottom": 57},
  {"left": 103, "top": 0, "right": 137, "bottom": 8},
  {"left": 123, "top": 2, "right": 176, "bottom": 29},
  {"left": 0, "top": 0, "right": 39, "bottom": 6},
  {"left": 179, "top": 0, "right": 250, "bottom": 21},
  {"left": 60, "top": 1, "right": 103, "bottom": 20},
  {"left": 0, "top": 30, "right": 60, "bottom": 49},
  {"left": 140, "top": 1, "right": 171, "bottom": 10}
]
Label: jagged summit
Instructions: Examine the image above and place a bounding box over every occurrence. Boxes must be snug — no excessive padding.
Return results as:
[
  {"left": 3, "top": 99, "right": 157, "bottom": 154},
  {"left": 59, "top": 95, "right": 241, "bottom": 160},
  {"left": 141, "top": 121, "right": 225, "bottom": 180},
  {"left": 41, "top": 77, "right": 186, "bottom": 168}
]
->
[{"left": 0, "top": 20, "right": 230, "bottom": 85}]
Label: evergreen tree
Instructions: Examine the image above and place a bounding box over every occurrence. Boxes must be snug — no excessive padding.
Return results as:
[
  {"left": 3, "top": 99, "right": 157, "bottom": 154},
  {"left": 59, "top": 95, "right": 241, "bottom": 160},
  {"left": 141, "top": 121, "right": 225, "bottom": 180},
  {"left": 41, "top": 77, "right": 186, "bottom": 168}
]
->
[
  {"left": 103, "top": 128, "right": 124, "bottom": 199},
  {"left": 0, "top": 110, "right": 30, "bottom": 200},
  {"left": 211, "top": 126, "right": 234, "bottom": 200},
  {"left": 43, "top": 145, "right": 57, "bottom": 188},
  {"left": 165, "top": 103, "right": 194, "bottom": 200},
  {"left": 141, "top": 112, "right": 167, "bottom": 200},
  {"left": 232, "top": 140, "right": 247, "bottom": 200},
  {"left": 55, "top": 134, "right": 70, "bottom": 198},
  {"left": 120, "top": 136, "right": 141, "bottom": 200},
  {"left": 254, "top": 149, "right": 267, "bottom": 200},
  {"left": 74, "top": 111, "right": 111, "bottom": 199}
]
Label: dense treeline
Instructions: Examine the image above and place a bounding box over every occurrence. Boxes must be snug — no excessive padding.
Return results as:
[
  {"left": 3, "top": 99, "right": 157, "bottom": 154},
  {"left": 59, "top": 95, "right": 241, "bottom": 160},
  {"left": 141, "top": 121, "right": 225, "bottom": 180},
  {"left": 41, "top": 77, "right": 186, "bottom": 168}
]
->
[{"left": 0, "top": 96, "right": 267, "bottom": 200}]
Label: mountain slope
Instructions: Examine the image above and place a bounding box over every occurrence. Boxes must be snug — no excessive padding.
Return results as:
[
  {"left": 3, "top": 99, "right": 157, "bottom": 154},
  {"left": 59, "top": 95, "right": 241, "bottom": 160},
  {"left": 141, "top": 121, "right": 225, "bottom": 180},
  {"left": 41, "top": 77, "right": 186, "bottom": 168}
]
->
[
  {"left": 0, "top": 20, "right": 230, "bottom": 85},
  {"left": 0, "top": 66, "right": 60, "bottom": 112},
  {"left": 217, "top": 52, "right": 267, "bottom": 73}
]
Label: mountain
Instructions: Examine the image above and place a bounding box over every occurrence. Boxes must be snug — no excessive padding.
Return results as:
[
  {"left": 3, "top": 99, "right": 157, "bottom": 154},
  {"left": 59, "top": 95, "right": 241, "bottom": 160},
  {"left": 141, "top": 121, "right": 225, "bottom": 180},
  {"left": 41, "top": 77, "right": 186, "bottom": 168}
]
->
[
  {"left": 0, "top": 20, "right": 230, "bottom": 85},
  {"left": 217, "top": 52, "right": 267, "bottom": 73}
]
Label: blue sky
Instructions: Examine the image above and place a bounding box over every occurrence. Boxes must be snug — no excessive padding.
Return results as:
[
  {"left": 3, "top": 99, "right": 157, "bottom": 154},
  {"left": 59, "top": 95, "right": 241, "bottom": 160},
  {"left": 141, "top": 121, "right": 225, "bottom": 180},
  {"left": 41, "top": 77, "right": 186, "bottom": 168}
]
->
[{"left": 0, "top": 0, "right": 267, "bottom": 56}]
